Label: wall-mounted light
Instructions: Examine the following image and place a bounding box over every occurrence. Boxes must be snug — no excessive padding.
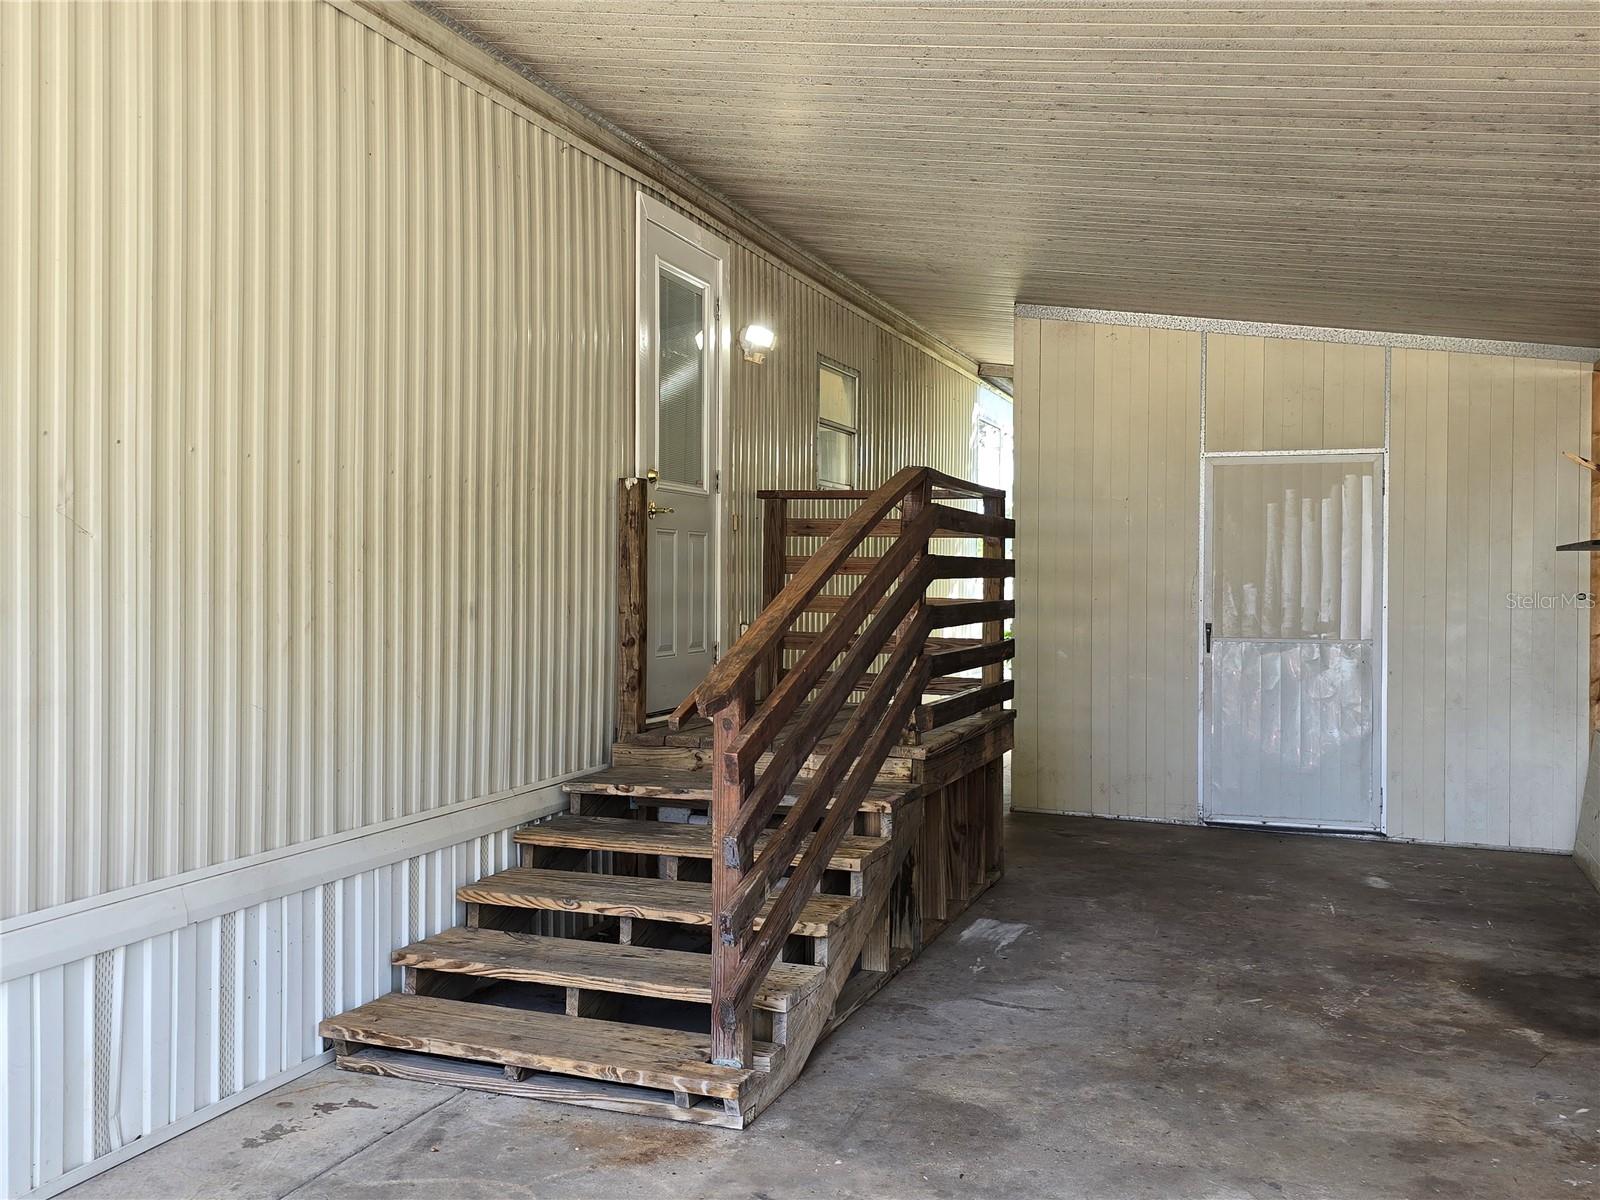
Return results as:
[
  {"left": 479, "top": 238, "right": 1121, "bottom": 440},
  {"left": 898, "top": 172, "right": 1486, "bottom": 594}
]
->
[{"left": 740, "top": 323, "right": 776, "bottom": 364}]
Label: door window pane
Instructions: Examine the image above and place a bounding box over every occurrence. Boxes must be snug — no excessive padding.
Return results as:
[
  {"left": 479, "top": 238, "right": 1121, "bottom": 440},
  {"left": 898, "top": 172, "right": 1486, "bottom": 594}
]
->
[{"left": 657, "top": 269, "right": 706, "bottom": 487}]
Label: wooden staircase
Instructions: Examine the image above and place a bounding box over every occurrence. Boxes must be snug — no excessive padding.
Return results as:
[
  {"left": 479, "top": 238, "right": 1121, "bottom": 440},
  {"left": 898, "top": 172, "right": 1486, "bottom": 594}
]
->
[{"left": 320, "top": 467, "right": 1014, "bottom": 1128}]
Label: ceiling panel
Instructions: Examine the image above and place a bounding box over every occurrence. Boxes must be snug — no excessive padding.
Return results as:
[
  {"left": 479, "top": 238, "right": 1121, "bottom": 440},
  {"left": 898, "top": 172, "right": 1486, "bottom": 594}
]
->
[{"left": 426, "top": 1, "right": 1600, "bottom": 362}]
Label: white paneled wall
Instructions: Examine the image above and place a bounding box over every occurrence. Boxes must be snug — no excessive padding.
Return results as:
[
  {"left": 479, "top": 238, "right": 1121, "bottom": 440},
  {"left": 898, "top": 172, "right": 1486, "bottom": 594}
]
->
[
  {"left": 1015, "top": 316, "right": 1592, "bottom": 854},
  {"left": 0, "top": 2, "right": 991, "bottom": 1193},
  {"left": 1013, "top": 321, "right": 1201, "bottom": 823},
  {"left": 1388, "top": 351, "right": 1590, "bottom": 850}
]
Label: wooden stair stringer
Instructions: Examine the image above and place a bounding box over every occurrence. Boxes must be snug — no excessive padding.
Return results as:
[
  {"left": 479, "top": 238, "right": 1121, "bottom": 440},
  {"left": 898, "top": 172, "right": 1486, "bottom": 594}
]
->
[{"left": 736, "top": 791, "right": 924, "bottom": 1125}]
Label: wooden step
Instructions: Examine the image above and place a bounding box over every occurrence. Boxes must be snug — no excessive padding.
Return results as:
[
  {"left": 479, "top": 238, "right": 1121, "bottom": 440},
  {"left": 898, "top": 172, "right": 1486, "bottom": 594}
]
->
[
  {"left": 517, "top": 813, "right": 888, "bottom": 871},
  {"left": 563, "top": 766, "right": 914, "bottom": 814},
  {"left": 458, "top": 868, "right": 855, "bottom": 939},
  {"left": 395, "top": 929, "right": 819, "bottom": 1013},
  {"left": 393, "top": 927, "right": 823, "bottom": 1012},
  {"left": 320, "top": 993, "right": 757, "bottom": 1100}
]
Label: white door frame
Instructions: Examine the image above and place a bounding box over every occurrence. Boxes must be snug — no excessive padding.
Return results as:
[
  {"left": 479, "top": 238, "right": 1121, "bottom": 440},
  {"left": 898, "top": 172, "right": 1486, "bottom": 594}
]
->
[
  {"left": 635, "top": 193, "right": 732, "bottom": 705},
  {"left": 1197, "top": 448, "right": 1389, "bottom": 833}
]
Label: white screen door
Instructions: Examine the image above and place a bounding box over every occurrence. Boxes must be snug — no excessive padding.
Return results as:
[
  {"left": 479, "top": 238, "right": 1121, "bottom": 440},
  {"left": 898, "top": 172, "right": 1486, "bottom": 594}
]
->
[
  {"left": 1202, "top": 454, "right": 1383, "bottom": 830},
  {"left": 638, "top": 202, "right": 724, "bottom": 715}
]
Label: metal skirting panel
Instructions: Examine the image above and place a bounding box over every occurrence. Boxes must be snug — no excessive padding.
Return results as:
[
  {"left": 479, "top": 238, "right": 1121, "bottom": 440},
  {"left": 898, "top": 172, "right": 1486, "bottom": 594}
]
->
[
  {"left": 1, "top": 823, "right": 519, "bottom": 1199},
  {"left": 2, "top": 0, "right": 633, "bottom": 921},
  {"left": 1015, "top": 315, "right": 1592, "bottom": 853}
]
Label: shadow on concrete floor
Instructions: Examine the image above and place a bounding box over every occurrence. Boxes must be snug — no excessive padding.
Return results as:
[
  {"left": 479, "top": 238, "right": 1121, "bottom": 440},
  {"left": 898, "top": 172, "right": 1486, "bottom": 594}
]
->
[{"left": 70, "top": 813, "right": 1600, "bottom": 1200}]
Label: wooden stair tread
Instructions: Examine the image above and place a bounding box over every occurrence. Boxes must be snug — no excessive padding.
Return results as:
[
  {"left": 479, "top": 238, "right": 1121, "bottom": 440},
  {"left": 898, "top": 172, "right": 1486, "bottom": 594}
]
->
[
  {"left": 564, "top": 766, "right": 914, "bottom": 812},
  {"left": 517, "top": 814, "right": 888, "bottom": 870},
  {"left": 394, "top": 927, "right": 823, "bottom": 1012},
  {"left": 459, "top": 868, "right": 856, "bottom": 938},
  {"left": 320, "top": 993, "right": 758, "bottom": 1099}
]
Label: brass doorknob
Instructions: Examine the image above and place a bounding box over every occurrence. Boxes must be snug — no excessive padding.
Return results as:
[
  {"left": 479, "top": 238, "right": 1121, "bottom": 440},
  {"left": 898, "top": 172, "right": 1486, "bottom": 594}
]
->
[
  {"left": 645, "top": 467, "right": 659, "bottom": 484},
  {"left": 648, "top": 501, "right": 674, "bottom": 518}
]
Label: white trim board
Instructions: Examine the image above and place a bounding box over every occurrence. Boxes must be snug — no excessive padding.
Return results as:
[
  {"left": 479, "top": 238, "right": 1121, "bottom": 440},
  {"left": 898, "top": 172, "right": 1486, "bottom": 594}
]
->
[
  {"left": 1, "top": 773, "right": 580, "bottom": 982},
  {"left": 1014, "top": 304, "right": 1600, "bottom": 363}
]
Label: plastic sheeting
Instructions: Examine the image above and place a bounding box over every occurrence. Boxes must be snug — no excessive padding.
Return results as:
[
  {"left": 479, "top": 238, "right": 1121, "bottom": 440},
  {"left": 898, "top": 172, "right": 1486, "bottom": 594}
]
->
[{"left": 1206, "top": 640, "right": 1376, "bottom": 827}]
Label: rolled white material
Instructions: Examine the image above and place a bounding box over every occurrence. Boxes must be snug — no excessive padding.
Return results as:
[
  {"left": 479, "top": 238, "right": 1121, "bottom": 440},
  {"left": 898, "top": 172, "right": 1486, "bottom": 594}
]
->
[
  {"left": 1300, "top": 497, "right": 1319, "bottom": 635},
  {"left": 1264, "top": 501, "right": 1281, "bottom": 637},
  {"left": 1360, "top": 473, "right": 1375, "bottom": 641},
  {"left": 1319, "top": 494, "right": 1337, "bottom": 626},
  {"left": 1339, "top": 474, "right": 1360, "bottom": 640},
  {"left": 1280, "top": 488, "right": 1299, "bottom": 637}
]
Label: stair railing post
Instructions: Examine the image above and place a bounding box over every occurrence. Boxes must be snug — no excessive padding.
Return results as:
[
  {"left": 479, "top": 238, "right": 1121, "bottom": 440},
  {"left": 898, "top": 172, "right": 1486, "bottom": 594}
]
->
[
  {"left": 760, "top": 495, "right": 787, "bottom": 698},
  {"left": 898, "top": 473, "right": 935, "bottom": 739},
  {"left": 710, "top": 684, "right": 755, "bottom": 1067},
  {"left": 982, "top": 490, "right": 1006, "bottom": 690}
]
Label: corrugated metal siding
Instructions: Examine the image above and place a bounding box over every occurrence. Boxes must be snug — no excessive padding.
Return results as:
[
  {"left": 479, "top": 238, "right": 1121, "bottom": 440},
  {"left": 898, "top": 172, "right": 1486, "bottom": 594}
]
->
[
  {"left": 0, "top": 0, "right": 989, "bottom": 917},
  {"left": 0, "top": 823, "right": 519, "bottom": 1198},
  {"left": 2, "top": 1, "right": 991, "bottom": 1192},
  {"left": 1387, "top": 349, "right": 1589, "bottom": 850},
  {"left": 2, "top": 0, "right": 634, "bottom": 920},
  {"left": 1013, "top": 320, "right": 1201, "bottom": 821},
  {"left": 1016, "top": 316, "right": 1591, "bottom": 852},
  {"left": 724, "top": 245, "right": 984, "bottom": 626},
  {"left": 1206, "top": 337, "right": 1386, "bottom": 452}
]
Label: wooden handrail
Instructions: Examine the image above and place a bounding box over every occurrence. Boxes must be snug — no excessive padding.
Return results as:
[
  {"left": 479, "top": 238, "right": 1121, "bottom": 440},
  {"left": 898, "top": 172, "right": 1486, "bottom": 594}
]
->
[
  {"left": 688, "top": 466, "right": 925, "bottom": 718},
  {"left": 698, "top": 465, "right": 1011, "bottom": 1068}
]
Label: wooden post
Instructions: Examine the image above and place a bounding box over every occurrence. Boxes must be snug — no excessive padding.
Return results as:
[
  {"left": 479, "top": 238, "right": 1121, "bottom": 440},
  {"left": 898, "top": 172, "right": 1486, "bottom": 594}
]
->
[
  {"left": 898, "top": 475, "right": 935, "bottom": 742},
  {"left": 1591, "top": 365, "right": 1599, "bottom": 733},
  {"left": 982, "top": 492, "right": 1007, "bottom": 690},
  {"left": 617, "top": 477, "right": 648, "bottom": 738},
  {"left": 710, "top": 687, "right": 753, "bottom": 1068},
  {"left": 760, "top": 496, "right": 787, "bottom": 697}
]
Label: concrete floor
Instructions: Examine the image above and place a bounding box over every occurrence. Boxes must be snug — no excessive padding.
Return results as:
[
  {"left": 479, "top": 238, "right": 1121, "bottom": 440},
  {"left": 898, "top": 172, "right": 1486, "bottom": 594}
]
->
[{"left": 71, "top": 814, "right": 1599, "bottom": 1200}]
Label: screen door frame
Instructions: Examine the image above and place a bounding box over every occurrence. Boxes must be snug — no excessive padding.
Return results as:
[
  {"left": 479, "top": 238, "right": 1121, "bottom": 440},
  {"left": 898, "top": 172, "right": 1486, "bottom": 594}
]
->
[{"left": 1198, "top": 449, "right": 1388, "bottom": 833}]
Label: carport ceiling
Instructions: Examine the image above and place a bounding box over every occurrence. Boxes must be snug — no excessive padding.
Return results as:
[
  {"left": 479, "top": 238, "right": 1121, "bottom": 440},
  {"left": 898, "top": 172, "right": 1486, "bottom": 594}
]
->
[{"left": 425, "top": 2, "right": 1600, "bottom": 363}]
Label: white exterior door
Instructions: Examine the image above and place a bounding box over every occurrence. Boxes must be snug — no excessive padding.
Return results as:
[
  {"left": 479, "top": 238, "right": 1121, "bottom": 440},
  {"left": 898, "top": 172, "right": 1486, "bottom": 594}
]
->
[
  {"left": 637, "top": 199, "right": 725, "bottom": 715},
  {"left": 1202, "top": 453, "right": 1384, "bottom": 831}
]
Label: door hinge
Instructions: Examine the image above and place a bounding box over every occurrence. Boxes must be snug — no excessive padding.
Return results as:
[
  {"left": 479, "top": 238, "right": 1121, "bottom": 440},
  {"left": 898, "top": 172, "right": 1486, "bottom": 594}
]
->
[
  {"left": 1204, "top": 621, "right": 1213, "bottom": 654},
  {"left": 714, "top": 468, "right": 721, "bottom": 493}
]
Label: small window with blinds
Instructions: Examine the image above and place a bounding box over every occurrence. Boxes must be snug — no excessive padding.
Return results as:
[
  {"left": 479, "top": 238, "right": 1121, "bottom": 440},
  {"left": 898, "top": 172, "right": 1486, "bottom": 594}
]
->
[{"left": 817, "top": 358, "right": 859, "bottom": 489}]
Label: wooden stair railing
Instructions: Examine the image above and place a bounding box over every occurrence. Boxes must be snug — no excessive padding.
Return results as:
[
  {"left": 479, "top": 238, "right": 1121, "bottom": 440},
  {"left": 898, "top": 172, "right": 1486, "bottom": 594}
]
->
[{"left": 672, "top": 466, "right": 1015, "bottom": 1067}]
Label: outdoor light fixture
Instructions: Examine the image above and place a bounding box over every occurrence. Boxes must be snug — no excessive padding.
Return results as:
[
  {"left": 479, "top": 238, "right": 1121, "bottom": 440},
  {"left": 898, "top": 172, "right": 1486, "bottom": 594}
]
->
[{"left": 740, "top": 323, "right": 776, "bottom": 363}]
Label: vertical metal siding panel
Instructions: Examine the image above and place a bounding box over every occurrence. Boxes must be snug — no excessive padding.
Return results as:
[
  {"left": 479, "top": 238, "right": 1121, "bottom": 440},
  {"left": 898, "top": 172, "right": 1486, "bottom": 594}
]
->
[{"left": 9, "top": 0, "right": 644, "bottom": 922}]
